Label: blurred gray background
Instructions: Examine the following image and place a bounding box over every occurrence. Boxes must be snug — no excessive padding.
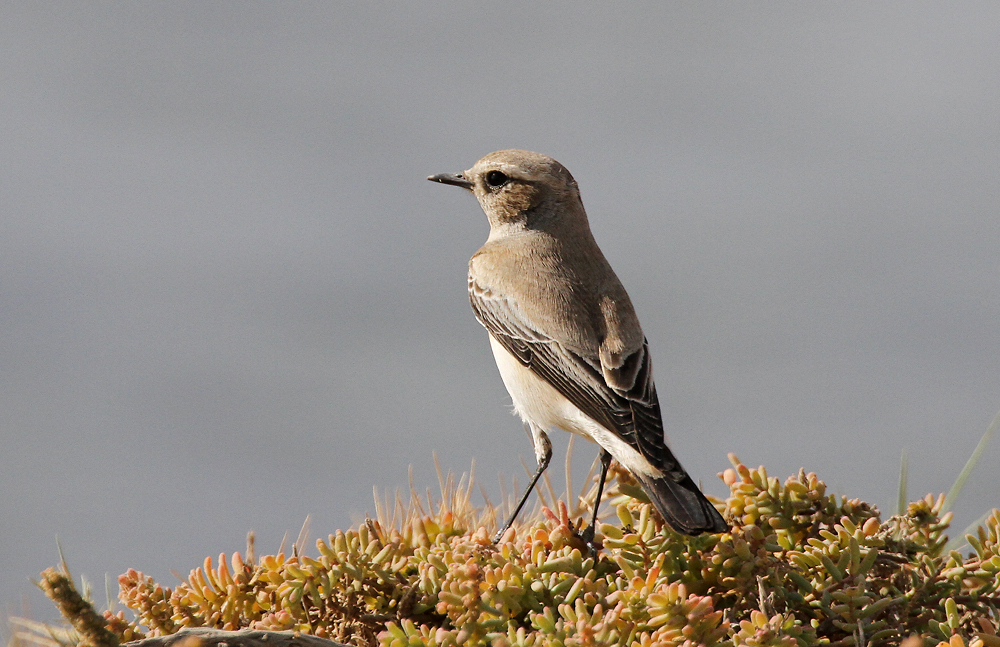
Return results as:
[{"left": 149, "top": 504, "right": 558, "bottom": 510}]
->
[{"left": 3, "top": 2, "right": 999, "bottom": 618}]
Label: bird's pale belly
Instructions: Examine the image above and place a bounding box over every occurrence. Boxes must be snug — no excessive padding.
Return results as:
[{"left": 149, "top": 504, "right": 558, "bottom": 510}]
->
[{"left": 488, "top": 334, "right": 662, "bottom": 478}]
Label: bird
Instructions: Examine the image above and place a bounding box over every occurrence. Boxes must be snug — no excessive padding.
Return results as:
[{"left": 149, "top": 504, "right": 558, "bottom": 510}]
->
[{"left": 428, "top": 149, "right": 728, "bottom": 547}]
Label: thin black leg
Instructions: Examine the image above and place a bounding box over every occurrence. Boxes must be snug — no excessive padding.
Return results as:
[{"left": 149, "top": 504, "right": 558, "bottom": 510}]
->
[
  {"left": 493, "top": 443, "right": 552, "bottom": 543},
  {"left": 580, "top": 449, "right": 613, "bottom": 555}
]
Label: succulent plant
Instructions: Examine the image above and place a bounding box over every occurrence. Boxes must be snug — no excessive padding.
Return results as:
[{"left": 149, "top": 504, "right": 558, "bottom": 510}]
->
[{"left": 25, "top": 454, "right": 1000, "bottom": 647}]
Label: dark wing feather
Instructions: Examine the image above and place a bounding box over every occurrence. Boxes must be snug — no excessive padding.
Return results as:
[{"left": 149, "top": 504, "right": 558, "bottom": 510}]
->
[{"left": 469, "top": 277, "right": 687, "bottom": 481}]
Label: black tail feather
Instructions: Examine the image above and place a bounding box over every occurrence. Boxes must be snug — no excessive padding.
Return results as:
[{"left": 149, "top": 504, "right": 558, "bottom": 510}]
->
[{"left": 636, "top": 472, "right": 728, "bottom": 535}]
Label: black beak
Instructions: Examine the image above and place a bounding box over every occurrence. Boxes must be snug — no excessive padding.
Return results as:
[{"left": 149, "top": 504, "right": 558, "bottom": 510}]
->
[{"left": 427, "top": 172, "right": 474, "bottom": 190}]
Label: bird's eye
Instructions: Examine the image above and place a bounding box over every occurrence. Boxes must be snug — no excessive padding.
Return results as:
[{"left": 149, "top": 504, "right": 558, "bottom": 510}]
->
[{"left": 485, "top": 170, "right": 509, "bottom": 188}]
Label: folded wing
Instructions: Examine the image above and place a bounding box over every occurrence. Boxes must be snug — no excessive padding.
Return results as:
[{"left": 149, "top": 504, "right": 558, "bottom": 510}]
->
[{"left": 469, "top": 275, "right": 687, "bottom": 482}]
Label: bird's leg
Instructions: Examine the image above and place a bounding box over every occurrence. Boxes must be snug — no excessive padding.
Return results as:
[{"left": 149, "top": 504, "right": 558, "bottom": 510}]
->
[
  {"left": 493, "top": 427, "right": 552, "bottom": 543},
  {"left": 579, "top": 448, "right": 613, "bottom": 556}
]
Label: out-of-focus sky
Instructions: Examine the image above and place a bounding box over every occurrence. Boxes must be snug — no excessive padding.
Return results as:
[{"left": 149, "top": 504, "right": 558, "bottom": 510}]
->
[{"left": 2, "top": 3, "right": 998, "bottom": 617}]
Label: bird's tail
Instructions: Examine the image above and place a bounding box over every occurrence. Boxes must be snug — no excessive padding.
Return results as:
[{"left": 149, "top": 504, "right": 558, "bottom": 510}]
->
[{"left": 635, "top": 471, "right": 729, "bottom": 535}]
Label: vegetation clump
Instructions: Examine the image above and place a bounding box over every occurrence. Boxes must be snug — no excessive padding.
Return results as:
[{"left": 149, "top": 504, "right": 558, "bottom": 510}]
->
[{"left": 20, "top": 455, "right": 1000, "bottom": 647}]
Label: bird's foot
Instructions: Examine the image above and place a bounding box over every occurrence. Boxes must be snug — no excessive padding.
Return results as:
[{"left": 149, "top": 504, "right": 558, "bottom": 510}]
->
[
  {"left": 493, "top": 525, "right": 515, "bottom": 545},
  {"left": 577, "top": 524, "right": 602, "bottom": 560}
]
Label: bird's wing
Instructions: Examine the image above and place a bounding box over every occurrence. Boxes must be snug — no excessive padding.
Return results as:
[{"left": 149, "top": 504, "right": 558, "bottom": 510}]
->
[{"left": 469, "top": 275, "right": 686, "bottom": 480}]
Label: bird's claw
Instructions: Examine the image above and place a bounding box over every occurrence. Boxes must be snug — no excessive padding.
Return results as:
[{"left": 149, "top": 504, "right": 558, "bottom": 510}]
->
[{"left": 578, "top": 525, "right": 601, "bottom": 559}]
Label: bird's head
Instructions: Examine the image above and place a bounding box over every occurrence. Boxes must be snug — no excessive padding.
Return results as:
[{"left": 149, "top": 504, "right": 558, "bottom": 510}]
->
[{"left": 429, "top": 149, "right": 583, "bottom": 230}]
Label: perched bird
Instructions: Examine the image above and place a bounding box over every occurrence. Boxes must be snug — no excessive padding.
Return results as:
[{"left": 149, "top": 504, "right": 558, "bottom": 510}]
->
[{"left": 428, "top": 150, "right": 728, "bottom": 546}]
